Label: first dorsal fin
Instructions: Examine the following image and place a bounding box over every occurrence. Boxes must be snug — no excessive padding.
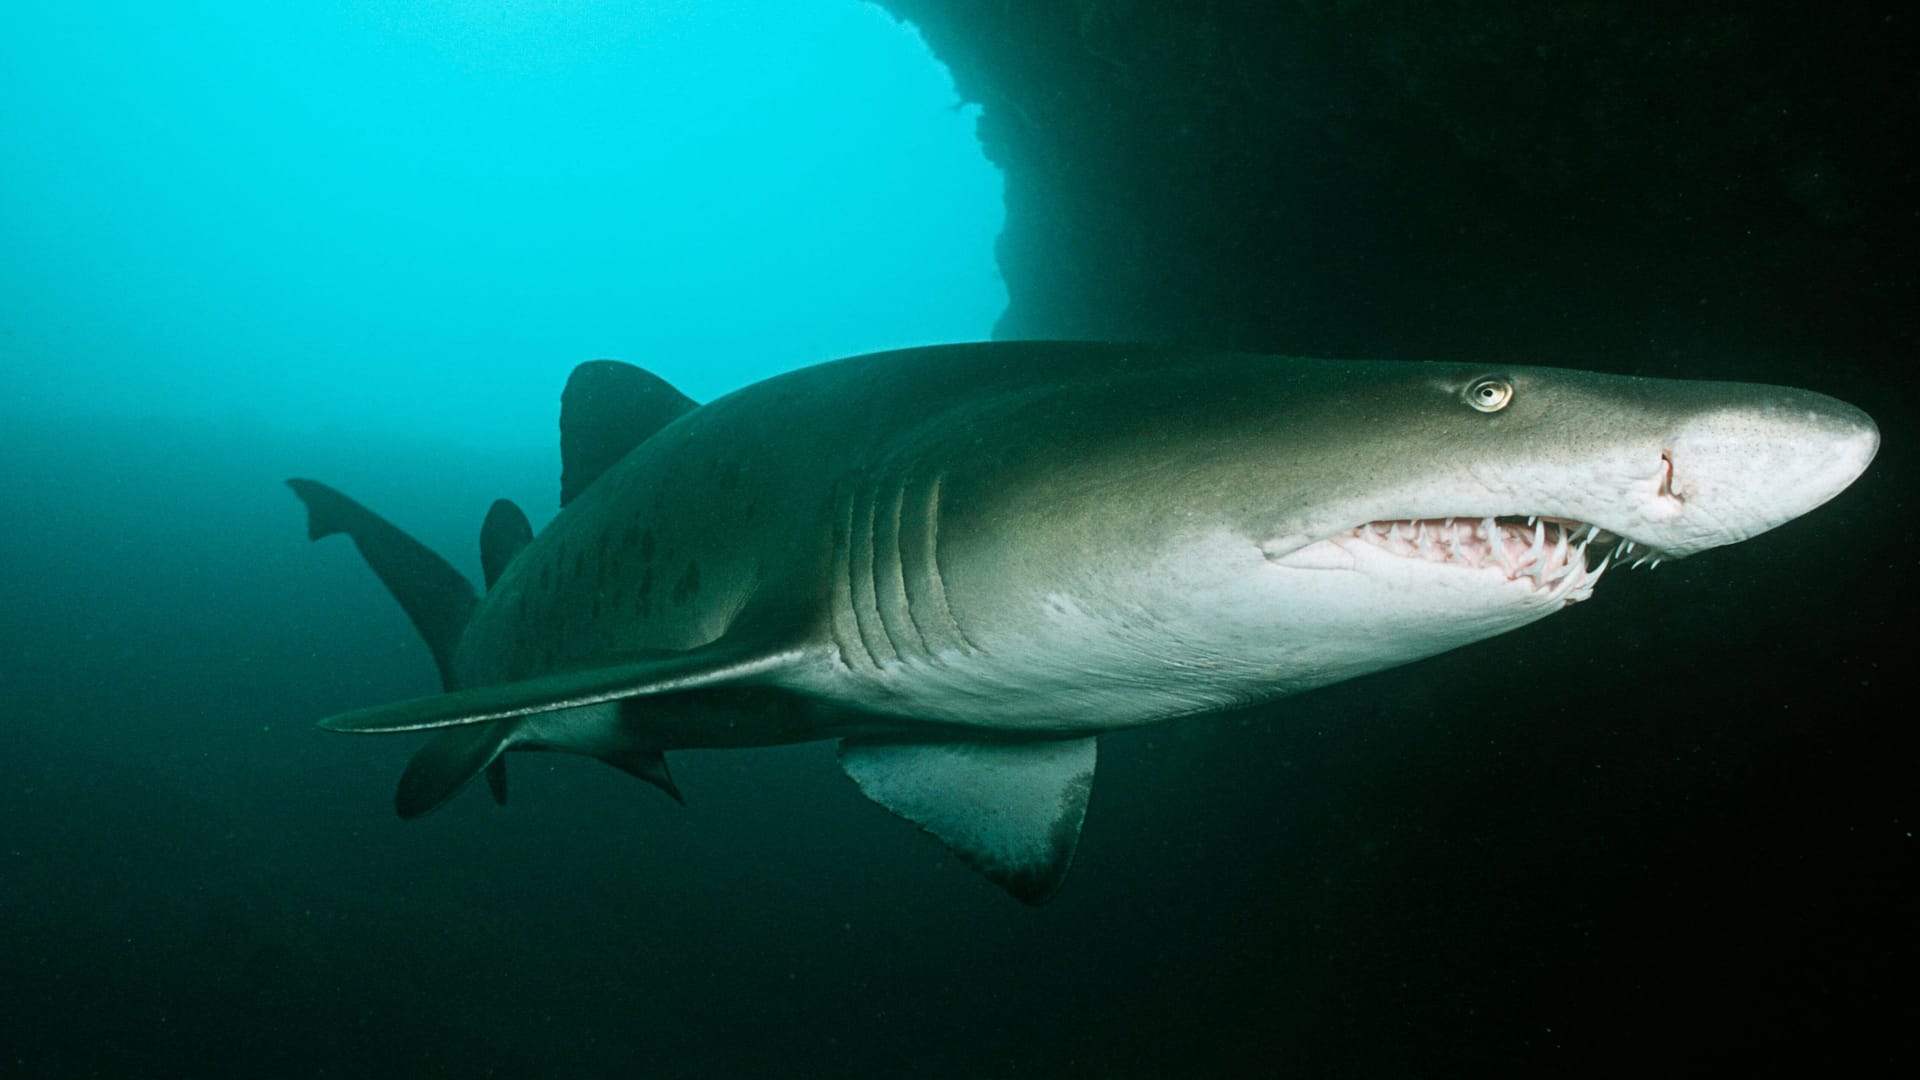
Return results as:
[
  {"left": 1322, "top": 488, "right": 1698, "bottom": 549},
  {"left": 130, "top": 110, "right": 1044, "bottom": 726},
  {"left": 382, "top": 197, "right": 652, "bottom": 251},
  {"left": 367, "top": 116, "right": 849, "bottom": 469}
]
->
[
  {"left": 286, "top": 478, "right": 477, "bottom": 690},
  {"left": 480, "top": 498, "right": 533, "bottom": 590},
  {"left": 560, "top": 360, "right": 699, "bottom": 507}
]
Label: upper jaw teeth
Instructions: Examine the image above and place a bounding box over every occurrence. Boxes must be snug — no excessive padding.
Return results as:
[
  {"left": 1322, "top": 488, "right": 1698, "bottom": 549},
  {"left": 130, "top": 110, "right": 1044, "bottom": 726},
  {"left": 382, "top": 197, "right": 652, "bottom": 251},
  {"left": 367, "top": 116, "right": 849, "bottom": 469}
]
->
[{"left": 1347, "top": 515, "right": 1665, "bottom": 601}]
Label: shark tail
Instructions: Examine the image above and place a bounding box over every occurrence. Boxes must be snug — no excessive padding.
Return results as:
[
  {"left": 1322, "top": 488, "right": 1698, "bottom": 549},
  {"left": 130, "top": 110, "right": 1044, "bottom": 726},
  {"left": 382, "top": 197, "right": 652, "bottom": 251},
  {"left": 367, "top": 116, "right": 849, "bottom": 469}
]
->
[
  {"left": 286, "top": 478, "right": 478, "bottom": 690},
  {"left": 288, "top": 479, "right": 531, "bottom": 810},
  {"left": 295, "top": 360, "right": 706, "bottom": 818}
]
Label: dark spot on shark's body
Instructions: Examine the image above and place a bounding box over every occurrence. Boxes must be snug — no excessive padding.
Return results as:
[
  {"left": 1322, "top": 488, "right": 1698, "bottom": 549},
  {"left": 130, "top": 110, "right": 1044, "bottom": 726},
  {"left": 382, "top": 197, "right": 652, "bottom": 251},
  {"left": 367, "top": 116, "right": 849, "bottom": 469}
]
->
[
  {"left": 671, "top": 561, "right": 701, "bottom": 605},
  {"left": 641, "top": 529, "right": 656, "bottom": 561}
]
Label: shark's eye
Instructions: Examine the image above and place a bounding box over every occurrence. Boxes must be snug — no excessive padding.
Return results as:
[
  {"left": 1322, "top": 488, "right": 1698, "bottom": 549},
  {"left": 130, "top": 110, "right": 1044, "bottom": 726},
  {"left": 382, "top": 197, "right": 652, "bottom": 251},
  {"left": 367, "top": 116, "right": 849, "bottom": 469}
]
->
[{"left": 1465, "top": 376, "right": 1515, "bottom": 413}]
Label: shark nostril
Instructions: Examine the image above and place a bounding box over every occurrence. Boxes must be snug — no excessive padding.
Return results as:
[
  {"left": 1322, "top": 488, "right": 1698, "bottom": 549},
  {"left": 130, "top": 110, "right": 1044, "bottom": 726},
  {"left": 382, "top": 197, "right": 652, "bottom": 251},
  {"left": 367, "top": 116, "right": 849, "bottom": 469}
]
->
[{"left": 1659, "top": 450, "right": 1684, "bottom": 503}]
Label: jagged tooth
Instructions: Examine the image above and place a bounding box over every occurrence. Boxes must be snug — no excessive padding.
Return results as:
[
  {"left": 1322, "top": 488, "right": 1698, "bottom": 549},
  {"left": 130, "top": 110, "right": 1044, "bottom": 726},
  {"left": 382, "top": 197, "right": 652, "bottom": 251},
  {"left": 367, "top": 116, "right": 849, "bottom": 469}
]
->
[
  {"left": 1649, "top": 557, "right": 1662, "bottom": 569},
  {"left": 1527, "top": 515, "right": 1537, "bottom": 527}
]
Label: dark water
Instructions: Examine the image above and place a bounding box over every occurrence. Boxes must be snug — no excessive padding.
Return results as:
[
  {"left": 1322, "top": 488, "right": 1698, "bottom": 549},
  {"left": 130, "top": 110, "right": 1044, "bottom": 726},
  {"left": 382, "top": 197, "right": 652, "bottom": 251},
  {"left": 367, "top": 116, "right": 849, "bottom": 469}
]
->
[{"left": 1, "top": 383, "right": 1907, "bottom": 1075}]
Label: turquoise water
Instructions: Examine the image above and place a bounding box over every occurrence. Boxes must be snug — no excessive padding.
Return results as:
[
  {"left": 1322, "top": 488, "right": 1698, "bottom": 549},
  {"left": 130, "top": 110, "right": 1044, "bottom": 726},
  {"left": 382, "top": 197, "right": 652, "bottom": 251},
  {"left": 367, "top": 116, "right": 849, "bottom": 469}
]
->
[{"left": 0, "top": 0, "right": 1004, "bottom": 441}]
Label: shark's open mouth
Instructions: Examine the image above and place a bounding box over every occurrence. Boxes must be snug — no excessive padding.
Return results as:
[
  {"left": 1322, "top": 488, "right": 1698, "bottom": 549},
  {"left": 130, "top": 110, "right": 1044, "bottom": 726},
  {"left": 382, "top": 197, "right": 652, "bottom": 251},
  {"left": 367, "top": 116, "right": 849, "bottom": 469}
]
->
[{"left": 1346, "top": 516, "right": 1666, "bottom": 600}]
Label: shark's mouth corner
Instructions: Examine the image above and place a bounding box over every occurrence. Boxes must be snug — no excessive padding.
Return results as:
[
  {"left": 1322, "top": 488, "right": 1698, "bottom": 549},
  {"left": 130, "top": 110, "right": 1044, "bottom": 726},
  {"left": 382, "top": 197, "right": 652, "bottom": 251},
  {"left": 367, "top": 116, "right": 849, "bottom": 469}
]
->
[{"left": 1329, "top": 515, "right": 1671, "bottom": 602}]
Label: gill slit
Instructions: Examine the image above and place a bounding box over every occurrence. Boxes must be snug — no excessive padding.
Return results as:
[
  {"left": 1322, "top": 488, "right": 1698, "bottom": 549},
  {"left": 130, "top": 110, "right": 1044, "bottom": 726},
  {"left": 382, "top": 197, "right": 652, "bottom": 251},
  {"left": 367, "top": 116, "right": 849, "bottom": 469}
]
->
[
  {"left": 851, "top": 484, "right": 896, "bottom": 666},
  {"left": 882, "top": 480, "right": 933, "bottom": 659},
  {"left": 922, "top": 472, "right": 980, "bottom": 653}
]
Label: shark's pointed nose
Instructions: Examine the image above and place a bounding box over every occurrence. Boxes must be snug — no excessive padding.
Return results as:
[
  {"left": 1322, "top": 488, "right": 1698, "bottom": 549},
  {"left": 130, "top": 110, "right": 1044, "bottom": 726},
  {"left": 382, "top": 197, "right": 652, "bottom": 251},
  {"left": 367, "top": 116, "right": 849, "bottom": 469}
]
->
[
  {"left": 1770, "top": 388, "right": 1879, "bottom": 496},
  {"left": 1830, "top": 398, "right": 1882, "bottom": 471},
  {"left": 1659, "top": 387, "right": 1878, "bottom": 555}
]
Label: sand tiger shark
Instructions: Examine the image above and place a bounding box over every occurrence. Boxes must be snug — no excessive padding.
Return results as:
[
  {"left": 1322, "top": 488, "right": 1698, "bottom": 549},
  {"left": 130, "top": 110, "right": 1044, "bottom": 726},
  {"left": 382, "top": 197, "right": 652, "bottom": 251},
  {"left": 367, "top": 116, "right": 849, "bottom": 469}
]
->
[{"left": 290, "top": 342, "right": 1878, "bottom": 903}]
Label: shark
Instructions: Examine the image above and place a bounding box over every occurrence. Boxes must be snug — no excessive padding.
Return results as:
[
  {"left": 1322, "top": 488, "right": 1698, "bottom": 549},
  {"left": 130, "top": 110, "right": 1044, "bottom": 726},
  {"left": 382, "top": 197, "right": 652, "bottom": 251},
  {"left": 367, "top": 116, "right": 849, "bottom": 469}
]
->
[{"left": 289, "top": 342, "right": 1878, "bottom": 903}]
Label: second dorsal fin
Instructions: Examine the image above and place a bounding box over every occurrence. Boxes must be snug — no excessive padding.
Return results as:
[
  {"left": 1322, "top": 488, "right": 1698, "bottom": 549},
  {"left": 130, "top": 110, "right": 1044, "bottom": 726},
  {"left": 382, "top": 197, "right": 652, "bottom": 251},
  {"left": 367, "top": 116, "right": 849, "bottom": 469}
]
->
[
  {"left": 479, "top": 498, "right": 533, "bottom": 590},
  {"left": 560, "top": 360, "right": 699, "bottom": 507}
]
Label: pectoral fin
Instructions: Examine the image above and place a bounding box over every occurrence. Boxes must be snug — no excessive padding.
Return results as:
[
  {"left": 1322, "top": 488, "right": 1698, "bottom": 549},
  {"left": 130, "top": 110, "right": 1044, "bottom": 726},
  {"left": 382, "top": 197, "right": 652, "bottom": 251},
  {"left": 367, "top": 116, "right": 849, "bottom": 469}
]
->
[
  {"left": 317, "top": 637, "right": 808, "bottom": 734},
  {"left": 838, "top": 736, "right": 1097, "bottom": 905}
]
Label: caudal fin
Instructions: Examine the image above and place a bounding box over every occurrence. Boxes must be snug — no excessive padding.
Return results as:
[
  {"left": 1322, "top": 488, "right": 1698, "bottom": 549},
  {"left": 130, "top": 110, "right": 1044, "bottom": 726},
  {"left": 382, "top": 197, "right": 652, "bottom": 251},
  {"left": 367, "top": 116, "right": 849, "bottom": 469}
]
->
[{"left": 286, "top": 478, "right": 477, "bottom": 689}]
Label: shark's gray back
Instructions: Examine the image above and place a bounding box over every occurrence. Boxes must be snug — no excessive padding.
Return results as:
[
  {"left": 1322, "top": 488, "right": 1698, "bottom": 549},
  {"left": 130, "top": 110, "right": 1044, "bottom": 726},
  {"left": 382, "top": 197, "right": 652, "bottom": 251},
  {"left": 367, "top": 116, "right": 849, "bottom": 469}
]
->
[{"left": 454, "top": 341, "right": 1214, "bottom": 688}]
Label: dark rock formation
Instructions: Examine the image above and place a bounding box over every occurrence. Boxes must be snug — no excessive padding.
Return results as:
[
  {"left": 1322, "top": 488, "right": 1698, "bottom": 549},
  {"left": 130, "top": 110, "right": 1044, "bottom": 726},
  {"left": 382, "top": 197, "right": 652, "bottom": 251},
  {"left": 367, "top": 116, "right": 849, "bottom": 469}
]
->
[{"left": 882, "top": 1, "right": 1915, "bottom": 387}]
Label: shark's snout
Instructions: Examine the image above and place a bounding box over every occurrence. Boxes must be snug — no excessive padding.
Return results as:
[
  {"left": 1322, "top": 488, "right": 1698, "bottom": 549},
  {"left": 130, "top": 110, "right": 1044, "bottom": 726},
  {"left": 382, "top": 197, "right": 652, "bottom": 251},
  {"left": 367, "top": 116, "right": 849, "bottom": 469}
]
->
[{"left": 1655, "top": 388, "right": 1879, "bottom": 557}]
